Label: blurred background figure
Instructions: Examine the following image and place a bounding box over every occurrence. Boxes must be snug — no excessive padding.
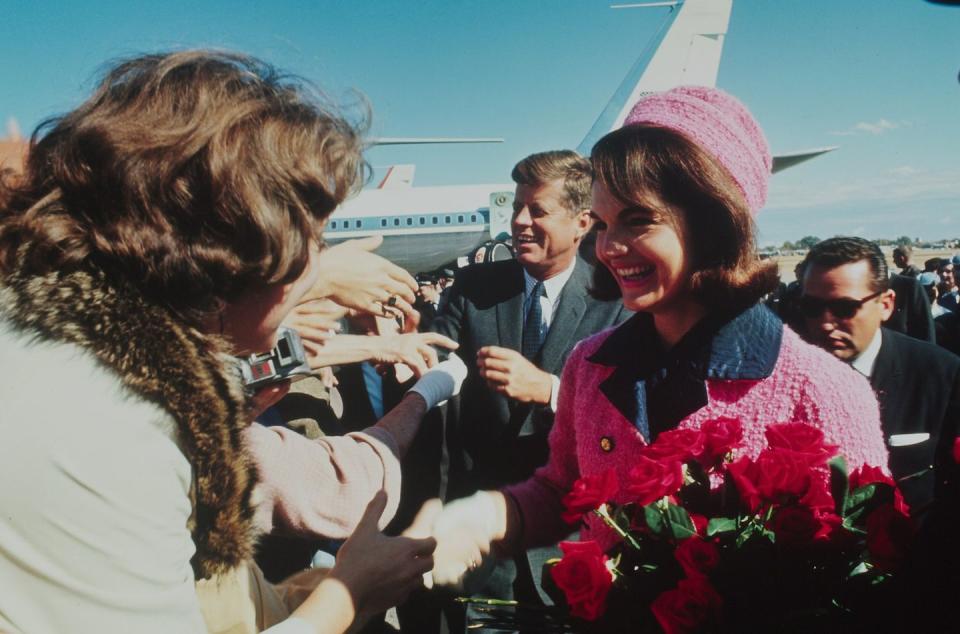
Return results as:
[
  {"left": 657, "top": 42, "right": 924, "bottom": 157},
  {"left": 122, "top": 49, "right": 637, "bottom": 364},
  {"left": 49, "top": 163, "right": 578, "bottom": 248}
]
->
[{"left": 893, "top": 245, "right": 921, "bottom": 277}]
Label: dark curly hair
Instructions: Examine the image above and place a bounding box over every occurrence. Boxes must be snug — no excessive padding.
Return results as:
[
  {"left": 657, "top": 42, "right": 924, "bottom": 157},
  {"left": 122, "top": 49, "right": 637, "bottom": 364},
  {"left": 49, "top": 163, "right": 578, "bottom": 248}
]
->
[
  {"left": 590, "top": 124, "right": 779, "bottom": 311},
  {"left": 0, "top": 50, "right": 369, "bottom": 326}
]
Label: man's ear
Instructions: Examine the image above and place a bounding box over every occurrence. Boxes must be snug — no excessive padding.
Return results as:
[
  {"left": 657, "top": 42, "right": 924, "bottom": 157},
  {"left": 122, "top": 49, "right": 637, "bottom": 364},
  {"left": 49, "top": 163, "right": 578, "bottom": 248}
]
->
[
  {"left": 879, "top": 289, "right": 896, "bottom": 321},
  {"left": 574, "top": 208, "right": 592, "bottom": 241}
]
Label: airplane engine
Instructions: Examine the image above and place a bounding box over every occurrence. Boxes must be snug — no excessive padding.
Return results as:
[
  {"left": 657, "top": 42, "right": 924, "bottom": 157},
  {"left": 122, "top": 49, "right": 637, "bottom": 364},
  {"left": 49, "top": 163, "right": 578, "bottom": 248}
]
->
[{"left": 488, "top": 190, "right": 514, "bottom": 242}]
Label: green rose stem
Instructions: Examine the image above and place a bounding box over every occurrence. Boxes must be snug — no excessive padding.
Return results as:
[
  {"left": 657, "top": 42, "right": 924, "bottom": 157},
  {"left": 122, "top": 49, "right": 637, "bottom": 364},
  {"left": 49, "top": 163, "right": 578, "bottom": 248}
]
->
[{"left": 593, "top": 503, "right": 642, "bottom": 550}]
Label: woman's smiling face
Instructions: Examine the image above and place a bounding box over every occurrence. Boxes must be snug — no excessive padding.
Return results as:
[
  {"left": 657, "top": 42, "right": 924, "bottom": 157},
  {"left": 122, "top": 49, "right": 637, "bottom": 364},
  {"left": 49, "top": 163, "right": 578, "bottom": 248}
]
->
[{"left": 591, "top": 181, "right": 693, "bottom": 315}]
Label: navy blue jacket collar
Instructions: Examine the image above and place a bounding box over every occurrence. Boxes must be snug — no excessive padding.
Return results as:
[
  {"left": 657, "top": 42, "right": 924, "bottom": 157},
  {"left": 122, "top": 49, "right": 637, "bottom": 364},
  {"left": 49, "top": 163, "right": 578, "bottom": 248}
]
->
[
  {"left": 588, "top": 303, "right": 783, "bottom": 379},
  {"left": 587, "top": 304, "right": 783, "bottom": 438}
]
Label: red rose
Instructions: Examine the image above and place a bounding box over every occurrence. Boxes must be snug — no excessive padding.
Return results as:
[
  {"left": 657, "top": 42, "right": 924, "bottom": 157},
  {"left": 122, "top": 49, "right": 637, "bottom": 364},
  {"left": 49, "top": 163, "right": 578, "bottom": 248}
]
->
[
  {"left": 727, "top": 456, "right": 763, "bottom": 512},
  {"left": 849, "top": 465, "right": 909, "bottom": 515},
  {"left": 674, "top": 537, "right": 719, "bottom": 578},
  {"left": 699, "top": 417, "right": 743, "bottom": 464},
  {"left": 770, "top": 506, "right": 821, "bottom": 546},
  {"left": 816, "top": 512, "right": 855, "bottom": 546},
  {"left": 651, "top": 577, "right": 723, "bottom": 634},
  {"left": 765, "top": 423, "right": 838, "bottom": 466},
  {"left": 755, "top": 448, "right": 812, "bottom": 501},
  {"left": 849, "top": 465, "right": 894, "bottom": 489},
  {"left": 561, "top": 469, "right": 619, "bottom": 524},
  {"left": 866, "top": 503, "right": 916, "bottom": 572},
  {"left": 689, "top": 513, "right": 708, "bottom": 537},
  {"left": 549, "top": 541, "right": 613, "bottom": 621},
  {"left": 622, "top": 455, "right": 683, "bottom": 507},
  {"left": 799, "top": 476, "right": 835, "bottom": 512},
  {"left": 642, "top": 428, "right": 706, "bottom": 464}
]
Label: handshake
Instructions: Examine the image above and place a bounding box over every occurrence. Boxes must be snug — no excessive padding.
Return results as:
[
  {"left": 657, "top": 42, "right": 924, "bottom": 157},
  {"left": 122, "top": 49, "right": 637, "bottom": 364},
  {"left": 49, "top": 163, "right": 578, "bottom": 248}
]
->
[{"left": 408, "top": 490, "right": 509, "bottom": 589}]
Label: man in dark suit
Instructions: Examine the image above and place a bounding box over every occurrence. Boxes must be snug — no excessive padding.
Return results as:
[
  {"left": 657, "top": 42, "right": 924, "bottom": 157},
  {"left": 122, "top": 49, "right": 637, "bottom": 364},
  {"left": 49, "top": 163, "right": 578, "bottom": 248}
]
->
[
  {"left": 800, "top": 236, "right": 960, "bottom": 625},
  {"left": 886, "top": 272, "right": 935, "bottom": 343},
  {"left": 419, "top": 150, "right": 629, "bottom": 629},
  {"left": 799, "top": 237, "right": 959, "bottom": 518}
]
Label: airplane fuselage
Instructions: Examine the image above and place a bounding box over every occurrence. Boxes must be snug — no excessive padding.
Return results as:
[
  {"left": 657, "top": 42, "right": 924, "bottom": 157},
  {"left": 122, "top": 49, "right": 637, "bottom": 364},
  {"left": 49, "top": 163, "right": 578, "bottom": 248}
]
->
[{"left": 325, "top": 183, "right": 510, "bottom": 271}]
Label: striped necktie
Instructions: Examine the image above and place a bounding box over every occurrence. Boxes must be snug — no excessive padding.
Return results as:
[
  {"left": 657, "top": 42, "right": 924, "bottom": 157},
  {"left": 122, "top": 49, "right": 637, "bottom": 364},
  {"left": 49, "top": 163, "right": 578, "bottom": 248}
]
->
[{"left": 521, "top": 281, "right": 546, "bottom": 360}]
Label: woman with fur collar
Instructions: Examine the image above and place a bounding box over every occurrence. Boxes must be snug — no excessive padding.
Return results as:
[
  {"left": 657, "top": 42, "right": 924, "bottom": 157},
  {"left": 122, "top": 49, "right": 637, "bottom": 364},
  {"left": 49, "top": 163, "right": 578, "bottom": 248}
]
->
[{"left": 0, "top": 51, "right": 443, "bottom": 634}]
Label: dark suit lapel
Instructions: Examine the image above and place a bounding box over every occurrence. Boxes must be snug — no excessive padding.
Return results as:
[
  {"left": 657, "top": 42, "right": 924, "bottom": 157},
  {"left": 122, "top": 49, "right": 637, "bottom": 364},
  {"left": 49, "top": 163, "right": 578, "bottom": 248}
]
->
[
  {"left": 870, "top": 329, "right": 902, "bottom": 396},
  {"left": 539, "top": 259, "right": 589, "bottom": 374},
  {"left": 496, "top": 261, "right": 525, "bottom": 351}
]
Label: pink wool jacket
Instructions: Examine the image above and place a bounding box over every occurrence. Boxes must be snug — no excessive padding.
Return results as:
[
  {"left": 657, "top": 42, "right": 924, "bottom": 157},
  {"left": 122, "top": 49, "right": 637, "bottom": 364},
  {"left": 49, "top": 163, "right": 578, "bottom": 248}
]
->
[{"left": 505, "top": 305, "right": 889, "bottom": 552}]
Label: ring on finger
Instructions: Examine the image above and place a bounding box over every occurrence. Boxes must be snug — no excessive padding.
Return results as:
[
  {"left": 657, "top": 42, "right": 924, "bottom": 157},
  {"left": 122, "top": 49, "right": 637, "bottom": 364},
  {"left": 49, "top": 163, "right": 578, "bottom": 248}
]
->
[{"left": 387, "top": 295, "right": 398, "bottom": 307}]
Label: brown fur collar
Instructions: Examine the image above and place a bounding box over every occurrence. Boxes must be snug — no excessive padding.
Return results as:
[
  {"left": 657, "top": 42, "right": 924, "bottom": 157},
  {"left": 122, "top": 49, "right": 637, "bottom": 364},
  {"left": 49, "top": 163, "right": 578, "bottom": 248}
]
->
[{"left": 0, "top": 267, "right": 258, "bottom": 580}]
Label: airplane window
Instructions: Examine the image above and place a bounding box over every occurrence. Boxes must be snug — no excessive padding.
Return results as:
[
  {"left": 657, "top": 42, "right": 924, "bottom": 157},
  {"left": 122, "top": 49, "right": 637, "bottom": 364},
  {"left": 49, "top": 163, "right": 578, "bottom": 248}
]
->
[
  {"left": 394, "top": 218, "right": 400, "bottom": 226},
  {"left": 355, "top": 220, "right": 361, "bottom": 228},
  {"left": 419, "top": 217, "right": 426, "bottom": 225},
  {"left": 432, "top": 217, "right": 438, "bottom": 225},
  {"left": 381, "top": 219, "right": 387, "bottom": 227},
  {"left": 470, "top": 214, "right": 477, "bottom": 223},
  {"left": 330, "top": 221, "right": 337, "bottom": 229},
  {"left": 445, "top": 216, "right": 451, "bottom": 224},
  {"left": 457, "top": 215, "right": 464, "bottom": 223}
]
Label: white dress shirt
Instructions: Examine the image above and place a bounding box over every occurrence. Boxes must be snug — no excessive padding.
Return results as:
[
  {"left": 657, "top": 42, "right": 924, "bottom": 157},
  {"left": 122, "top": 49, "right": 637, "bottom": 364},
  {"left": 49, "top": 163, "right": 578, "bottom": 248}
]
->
[
  {"left": 521, "top": 258, "right": 578, "bottom": 411},
  {"left": 850, "top": 327, "right": 883, "bottom": 379}
]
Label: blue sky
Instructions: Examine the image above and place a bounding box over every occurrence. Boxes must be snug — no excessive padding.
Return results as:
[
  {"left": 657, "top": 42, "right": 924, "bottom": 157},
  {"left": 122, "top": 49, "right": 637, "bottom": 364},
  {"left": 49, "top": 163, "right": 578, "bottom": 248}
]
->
[{"left": 2, "top": 0, "right": 958, "bottom": 246}]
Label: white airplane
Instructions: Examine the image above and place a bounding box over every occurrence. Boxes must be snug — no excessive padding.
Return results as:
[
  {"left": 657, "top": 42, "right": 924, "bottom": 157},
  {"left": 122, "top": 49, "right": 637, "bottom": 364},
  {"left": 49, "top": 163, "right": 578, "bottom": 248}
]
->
[{"left": 325, "top": 0, "right": 836, "bottom": 273}]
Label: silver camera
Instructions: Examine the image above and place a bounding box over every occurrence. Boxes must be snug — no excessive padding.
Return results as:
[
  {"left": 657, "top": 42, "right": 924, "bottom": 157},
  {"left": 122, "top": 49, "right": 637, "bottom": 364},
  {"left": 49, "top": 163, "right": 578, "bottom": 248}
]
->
[{"left": 237, "top": 326, "right": 314, "bottom": 392}]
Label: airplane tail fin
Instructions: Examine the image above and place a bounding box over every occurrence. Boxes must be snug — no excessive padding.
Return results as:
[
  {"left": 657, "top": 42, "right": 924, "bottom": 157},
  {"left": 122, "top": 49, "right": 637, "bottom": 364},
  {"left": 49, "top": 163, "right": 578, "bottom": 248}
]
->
[{"left": 576, "top": 0, "right": 733, "bottom": 155}]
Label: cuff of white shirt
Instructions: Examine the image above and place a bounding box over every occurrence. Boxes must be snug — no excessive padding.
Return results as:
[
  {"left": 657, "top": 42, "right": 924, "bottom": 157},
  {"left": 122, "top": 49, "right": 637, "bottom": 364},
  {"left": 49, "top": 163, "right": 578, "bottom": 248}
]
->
[{"left": 548, "top": 374, "right": 561, "bottom": 412}]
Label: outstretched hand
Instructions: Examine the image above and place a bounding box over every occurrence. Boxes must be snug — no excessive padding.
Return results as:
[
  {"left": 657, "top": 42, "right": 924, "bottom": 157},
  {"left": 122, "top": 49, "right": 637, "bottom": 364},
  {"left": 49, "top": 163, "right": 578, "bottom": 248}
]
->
[
  {"left": 283, "top": 299, "right": 345, "bottom": 343},
  {"left": 309, "top": 236, "right": 419, "bottom": 325},
  {"left": 421, "top": 491, "right": 507, "bottom": 589},
  {"left": 328, "top": 491, "right": 436, "bottom": 619},
  {"left": 371, "top": 332, "right": 459, "bottom": 378}
]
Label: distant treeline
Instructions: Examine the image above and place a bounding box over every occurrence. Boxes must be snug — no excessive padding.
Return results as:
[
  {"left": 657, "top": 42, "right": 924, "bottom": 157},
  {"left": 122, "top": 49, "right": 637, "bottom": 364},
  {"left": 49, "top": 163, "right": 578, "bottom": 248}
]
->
[{"left": 765, "top": 236, "right": 959, "bottom": 253}]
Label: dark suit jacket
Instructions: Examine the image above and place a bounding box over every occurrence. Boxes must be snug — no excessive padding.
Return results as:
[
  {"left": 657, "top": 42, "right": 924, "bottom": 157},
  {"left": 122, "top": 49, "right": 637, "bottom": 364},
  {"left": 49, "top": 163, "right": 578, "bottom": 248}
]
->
[
  {"left": 886, "top": 274, "right": 935, "bottom": 343},
  {"left": 869, "top": 329, "right": 960, "bottom": 624},
  {"left": 935, "top": 310, "right": 960, "bottom": 357},
  {"left": 870, "top": 328, "right": 960, "bottom": 517},
  {"left": 432, "top": 257, "right": 631, "bottom": 497}
]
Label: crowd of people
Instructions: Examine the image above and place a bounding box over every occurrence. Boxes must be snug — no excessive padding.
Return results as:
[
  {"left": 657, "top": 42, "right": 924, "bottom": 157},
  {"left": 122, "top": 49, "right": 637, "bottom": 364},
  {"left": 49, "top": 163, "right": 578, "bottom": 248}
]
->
[{"left": 0, "top": 49, "right": 957, "bottom": 634}]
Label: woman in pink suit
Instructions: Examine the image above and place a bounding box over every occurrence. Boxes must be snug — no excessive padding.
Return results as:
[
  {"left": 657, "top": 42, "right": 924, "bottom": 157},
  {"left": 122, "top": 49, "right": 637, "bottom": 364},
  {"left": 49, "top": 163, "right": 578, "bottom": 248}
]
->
[{"left": 426, "top": 86, "right": 889, "bottom": 583}]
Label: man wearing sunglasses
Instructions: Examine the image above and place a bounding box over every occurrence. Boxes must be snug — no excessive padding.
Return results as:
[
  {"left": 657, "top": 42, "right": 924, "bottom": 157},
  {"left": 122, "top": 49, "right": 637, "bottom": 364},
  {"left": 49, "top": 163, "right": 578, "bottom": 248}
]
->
[
  {"left": 799, "top": 237, "right": 959, "bottom": 525},
  {"left": 800, "top": 237, "right": 960, "bottom": 619}
]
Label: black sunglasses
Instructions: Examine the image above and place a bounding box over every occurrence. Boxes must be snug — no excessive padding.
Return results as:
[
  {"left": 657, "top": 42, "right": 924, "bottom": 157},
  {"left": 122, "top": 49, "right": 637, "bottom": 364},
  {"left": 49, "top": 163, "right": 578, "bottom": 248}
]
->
[{"left": 798, "top": 291, "right": 884, "bottom": 320}]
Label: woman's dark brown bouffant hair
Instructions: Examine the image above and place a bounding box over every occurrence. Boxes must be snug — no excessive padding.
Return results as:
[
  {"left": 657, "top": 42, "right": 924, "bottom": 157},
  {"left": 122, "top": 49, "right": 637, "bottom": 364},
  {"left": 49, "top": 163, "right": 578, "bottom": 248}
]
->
[
  {"left": 0, "top": 50, "right": 368, "bottom": 327},
  {"left": 590, "top": 124, "right": 779, "bottom": 311}
]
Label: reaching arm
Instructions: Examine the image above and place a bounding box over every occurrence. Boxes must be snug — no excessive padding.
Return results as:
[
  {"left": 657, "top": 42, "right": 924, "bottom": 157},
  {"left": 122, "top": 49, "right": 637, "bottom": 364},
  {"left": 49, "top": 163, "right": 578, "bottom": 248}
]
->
[{"left": 299, "top": 332, "right": 458, "bottom": 378}]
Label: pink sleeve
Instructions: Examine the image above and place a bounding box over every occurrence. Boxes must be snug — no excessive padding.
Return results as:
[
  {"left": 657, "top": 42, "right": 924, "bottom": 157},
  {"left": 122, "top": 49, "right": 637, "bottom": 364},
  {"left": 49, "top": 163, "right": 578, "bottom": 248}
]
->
[
  {"left": 245, "top": 423, "right": 402, "bottom": 538},
  {"left": 503, "top": 342, "right": 586, "bottom": 549},
  {"left": 794, "top": 355, "right": 889, "bottom": 474}
]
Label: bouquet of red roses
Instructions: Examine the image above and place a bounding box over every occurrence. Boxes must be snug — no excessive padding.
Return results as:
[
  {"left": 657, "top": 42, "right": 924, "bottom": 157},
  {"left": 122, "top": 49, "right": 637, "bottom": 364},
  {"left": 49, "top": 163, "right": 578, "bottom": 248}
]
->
[{"left": 466, "top": 420, "right": 915, "bottom": 633}]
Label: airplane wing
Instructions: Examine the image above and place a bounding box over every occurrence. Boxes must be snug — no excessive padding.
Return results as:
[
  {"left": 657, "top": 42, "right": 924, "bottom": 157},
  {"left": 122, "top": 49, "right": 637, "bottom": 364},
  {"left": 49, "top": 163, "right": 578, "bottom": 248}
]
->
[{"left": 771, "top": 146, "right": 838, "bottom": 174}]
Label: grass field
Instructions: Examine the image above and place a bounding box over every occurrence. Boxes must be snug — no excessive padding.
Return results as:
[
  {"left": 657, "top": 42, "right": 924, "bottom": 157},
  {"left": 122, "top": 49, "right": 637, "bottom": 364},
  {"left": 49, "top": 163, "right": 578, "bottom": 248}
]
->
[{"left": 772, "top": 249, "right": 955, "bottom": 284}]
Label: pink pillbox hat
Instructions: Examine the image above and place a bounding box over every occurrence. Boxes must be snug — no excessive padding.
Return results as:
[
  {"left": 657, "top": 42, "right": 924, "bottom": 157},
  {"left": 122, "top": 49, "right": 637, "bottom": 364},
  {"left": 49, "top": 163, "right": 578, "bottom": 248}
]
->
[{"left": 623, "top": 86, "right": 772, "bottom": 214}]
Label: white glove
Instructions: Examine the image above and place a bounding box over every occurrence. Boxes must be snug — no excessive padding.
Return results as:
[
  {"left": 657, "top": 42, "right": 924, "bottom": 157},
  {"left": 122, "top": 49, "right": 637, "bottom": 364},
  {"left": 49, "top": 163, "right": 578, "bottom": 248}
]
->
[
  {"left": 407, "top": 352, "right": 468, "bottom": 410},
  {"left": 427, "top": 491, "right": 504, "bottom": 588}
]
